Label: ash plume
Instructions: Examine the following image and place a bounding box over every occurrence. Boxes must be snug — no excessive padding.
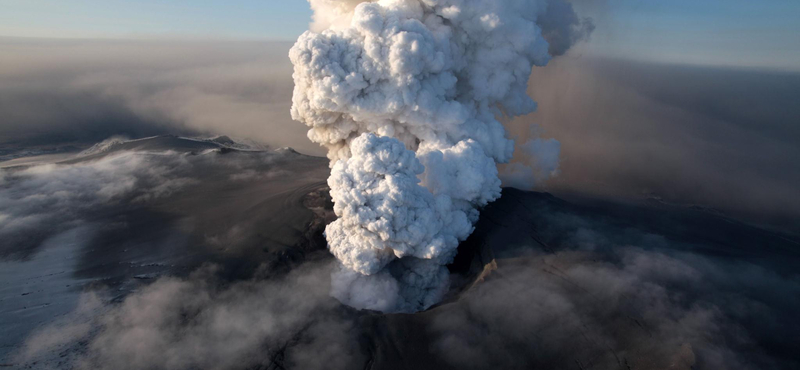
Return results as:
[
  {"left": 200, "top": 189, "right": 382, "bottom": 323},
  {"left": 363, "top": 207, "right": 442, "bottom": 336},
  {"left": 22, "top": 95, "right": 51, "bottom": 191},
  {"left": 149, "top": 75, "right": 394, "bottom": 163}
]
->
[{"left": 290, "top": 0, "right": 592, "bottom": 312}]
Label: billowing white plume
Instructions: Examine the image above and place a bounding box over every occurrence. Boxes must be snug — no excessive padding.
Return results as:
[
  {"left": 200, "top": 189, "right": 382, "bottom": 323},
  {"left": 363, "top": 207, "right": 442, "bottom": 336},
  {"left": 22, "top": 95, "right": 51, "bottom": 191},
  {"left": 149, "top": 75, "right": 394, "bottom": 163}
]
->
[
  {"left": 308, "top": 0, "right": 366, "bottom": 32},
  {"left": 290, "top": 0, "right": 591, "bottom": 312}
]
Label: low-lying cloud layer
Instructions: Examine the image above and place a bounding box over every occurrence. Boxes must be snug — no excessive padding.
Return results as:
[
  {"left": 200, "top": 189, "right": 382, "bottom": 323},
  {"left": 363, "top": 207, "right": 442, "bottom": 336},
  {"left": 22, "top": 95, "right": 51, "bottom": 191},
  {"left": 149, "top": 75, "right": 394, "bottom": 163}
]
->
[
  {"left": 17, "top": 262, "right": 364, "bottom": 370},
  {"left": 433, "top": 247, "right": 800, "bottom": 369},
  {"left": 10, "top": 183, "right": 800, "bottom": 369},
  {"left": 0, "top": 136, "right": 796, "bottom": 370},
  {"left": 430, "top": 212, "right": 800, "bottom": 370},
  {"left": 0, "top": 140, "right": 332, "bottom": 362},
  {"left": 0, "top": 141, "right": 324, "bottom": 260},
  {"left": 0, "top": 151, "right": 194, "bottom": 258}
]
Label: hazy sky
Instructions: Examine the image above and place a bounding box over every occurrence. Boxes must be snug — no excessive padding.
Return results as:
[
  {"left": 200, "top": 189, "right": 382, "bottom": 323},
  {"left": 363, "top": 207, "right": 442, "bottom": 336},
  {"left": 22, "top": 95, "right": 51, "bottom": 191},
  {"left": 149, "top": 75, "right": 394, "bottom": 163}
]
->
[
  {"left": 0, "top": 0, "right": 313, "bottom": 40},
  {"left": 577, "top": 0, "right": 800, "bottom": 71},
  {"left": 1, "top": 0, "right": 799, "bottom": 70}
]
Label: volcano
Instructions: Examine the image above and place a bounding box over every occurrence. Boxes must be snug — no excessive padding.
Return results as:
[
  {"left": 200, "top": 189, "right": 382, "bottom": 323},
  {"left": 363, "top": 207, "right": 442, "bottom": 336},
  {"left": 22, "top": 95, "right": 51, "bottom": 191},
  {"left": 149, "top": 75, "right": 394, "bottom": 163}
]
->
[{"left": 2, "top": 136, "right": 798, "bottom": 369}]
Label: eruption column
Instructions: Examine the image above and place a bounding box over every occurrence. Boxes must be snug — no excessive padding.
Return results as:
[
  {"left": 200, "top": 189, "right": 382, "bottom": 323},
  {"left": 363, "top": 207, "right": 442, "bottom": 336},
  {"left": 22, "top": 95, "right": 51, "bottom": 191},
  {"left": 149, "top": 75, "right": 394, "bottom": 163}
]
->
[{"left": 289, "top": 0, "right": 591, "bottom": 312}]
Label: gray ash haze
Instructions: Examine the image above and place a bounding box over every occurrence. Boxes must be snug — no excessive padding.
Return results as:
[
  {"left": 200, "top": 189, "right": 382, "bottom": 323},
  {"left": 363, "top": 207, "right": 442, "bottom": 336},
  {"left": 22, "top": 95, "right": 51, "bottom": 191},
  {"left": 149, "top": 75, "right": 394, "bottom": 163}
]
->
[
  {"left": 510, "top": 57, "right": 800, "bottom": 232},
  {"left": 0, "top": 38, "right": 317, "bottom": 159},
  {"left": 2, "top": 37, "right": 798, "bottom": 231},
  {"left": 1, "top": 0, "right": 800, "bottom": 369}
]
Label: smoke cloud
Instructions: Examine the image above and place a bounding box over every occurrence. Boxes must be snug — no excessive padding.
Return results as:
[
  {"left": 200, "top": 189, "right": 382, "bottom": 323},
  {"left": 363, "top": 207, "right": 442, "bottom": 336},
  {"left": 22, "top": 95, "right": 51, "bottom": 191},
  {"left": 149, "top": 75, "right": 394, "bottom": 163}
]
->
[
  {"left": 499, "top": 125, "right": 562, "bottom": 189},
  {"left": 290, "top": 0, "right": 591, "bottom": 312}
]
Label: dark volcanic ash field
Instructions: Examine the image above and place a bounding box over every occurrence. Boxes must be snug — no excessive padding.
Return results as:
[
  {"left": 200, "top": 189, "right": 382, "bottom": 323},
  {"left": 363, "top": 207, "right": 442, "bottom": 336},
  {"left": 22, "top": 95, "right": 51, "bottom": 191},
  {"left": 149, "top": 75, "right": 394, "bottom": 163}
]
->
[{"left": 1, "top": 136, "right": 798, "bottom": 370}]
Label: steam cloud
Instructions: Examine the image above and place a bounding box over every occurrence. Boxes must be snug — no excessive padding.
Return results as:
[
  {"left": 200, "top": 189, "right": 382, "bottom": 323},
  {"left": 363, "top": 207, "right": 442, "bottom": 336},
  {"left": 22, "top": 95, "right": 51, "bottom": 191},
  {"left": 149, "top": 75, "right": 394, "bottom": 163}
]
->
[{"left": 290, "top": 0, "right": 591, "bottom": 312}]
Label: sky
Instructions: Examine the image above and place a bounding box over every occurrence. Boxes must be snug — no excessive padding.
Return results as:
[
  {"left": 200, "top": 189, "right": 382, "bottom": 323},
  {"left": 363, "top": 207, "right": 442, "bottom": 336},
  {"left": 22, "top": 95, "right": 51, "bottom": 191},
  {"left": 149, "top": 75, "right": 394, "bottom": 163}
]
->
[
  {"left": 1, "top": 0, "right": 799, "bottom": 70},
  {"left": 0, "top": 0, "right": 313, "bottom": 40},
  {"left": 577, "top": 0, "right": 800, "bottom": 71}
]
